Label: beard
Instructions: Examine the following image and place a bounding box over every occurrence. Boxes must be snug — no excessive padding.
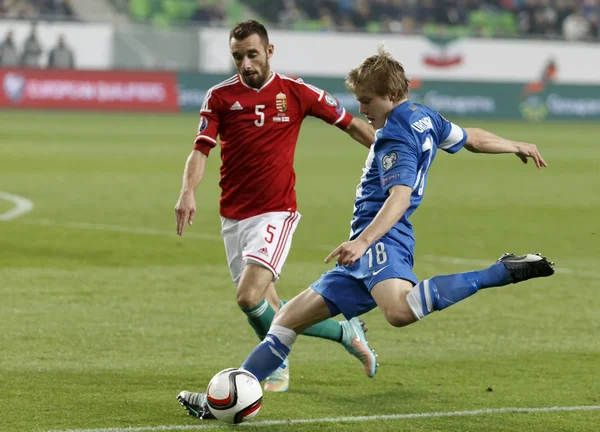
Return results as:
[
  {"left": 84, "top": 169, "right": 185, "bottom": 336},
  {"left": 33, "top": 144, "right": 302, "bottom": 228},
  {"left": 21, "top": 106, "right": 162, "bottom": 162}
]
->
[{"left": 241, "top": 64, "right": 270, "bottom": 89}]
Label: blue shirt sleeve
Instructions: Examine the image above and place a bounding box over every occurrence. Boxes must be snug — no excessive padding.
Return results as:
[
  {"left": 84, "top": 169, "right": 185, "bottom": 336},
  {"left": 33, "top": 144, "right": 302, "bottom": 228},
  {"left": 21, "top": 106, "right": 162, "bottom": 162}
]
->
[
  {"left": 428, "top": 109, "right": 468, "bottom": 154},
  {"left": 375, "top": 138, "right": 421, "bottom": 194}
]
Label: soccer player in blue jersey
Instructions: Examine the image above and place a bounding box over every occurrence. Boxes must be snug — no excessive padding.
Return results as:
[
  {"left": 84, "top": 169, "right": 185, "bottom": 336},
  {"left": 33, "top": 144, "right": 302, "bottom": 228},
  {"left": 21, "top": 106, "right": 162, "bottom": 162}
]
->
[{"left": 183, "top": 45, "right": 555, "bottom": 417}]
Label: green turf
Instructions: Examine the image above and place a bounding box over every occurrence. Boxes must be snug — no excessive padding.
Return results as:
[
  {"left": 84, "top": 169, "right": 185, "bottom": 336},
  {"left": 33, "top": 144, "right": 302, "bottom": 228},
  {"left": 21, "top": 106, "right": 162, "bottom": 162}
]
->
[
  {"left": 0, "top": 111, "right": 598, "bottom": 432},
  {"left": 0, "top": 201, "right": 12, "bottom": 214}
]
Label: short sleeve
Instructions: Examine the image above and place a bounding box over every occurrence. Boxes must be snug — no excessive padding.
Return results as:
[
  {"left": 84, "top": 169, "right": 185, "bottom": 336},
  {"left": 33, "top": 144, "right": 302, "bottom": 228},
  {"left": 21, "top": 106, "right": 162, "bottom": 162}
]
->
[
  {"left": 430, "top": 110, "right": 467, "bottom": 154},
  {"left": 193, "top": 90, "right": 222, "bottom": 155},
  {"left": 297, "top": 80, "right": 353, "bottom": 130},
  {"left": 376, "top": 138, "right": 421, "bottom": 194}
]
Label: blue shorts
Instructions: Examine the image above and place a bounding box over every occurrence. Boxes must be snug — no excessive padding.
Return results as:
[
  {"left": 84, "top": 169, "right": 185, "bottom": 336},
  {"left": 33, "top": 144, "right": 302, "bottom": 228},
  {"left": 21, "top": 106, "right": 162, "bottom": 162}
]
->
[{"left": 311, "top": 234, "right": 418, "bottom": 320}]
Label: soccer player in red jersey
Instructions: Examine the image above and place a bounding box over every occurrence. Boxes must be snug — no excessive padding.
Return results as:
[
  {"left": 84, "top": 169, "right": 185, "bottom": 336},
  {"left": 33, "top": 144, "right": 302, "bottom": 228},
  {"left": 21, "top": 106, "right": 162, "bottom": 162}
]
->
[{"left": 175, "top": 21, "right": 376, "bottom": 416}]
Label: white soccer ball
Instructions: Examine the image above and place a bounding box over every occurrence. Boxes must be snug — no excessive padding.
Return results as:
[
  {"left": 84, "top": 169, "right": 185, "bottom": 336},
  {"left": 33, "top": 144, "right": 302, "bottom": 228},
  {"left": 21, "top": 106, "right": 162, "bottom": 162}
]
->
[{"left": 206, "top": 368, "right": 263, "bottom": 424}]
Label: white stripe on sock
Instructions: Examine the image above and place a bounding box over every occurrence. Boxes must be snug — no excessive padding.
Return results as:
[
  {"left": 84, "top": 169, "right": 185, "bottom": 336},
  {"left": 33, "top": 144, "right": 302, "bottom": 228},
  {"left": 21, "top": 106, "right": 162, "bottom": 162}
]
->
[
  {"left": 245, "top": 300, "right": 269, "bottom": 318},
  {"left": 268, "top": 324, "right": 298, "bottom": 349},
  {"left": 423, "top": 279, "right": 433, "bottom": 313},
  {"left": 406, "top": 286, "right": 424, "bottom": 320}
]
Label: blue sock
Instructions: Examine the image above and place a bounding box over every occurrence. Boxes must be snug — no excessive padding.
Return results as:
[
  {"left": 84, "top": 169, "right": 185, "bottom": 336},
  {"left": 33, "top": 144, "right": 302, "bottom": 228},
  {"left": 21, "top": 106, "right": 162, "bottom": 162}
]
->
[
  {"left": 241, "top": 328, "right": 294, "bottom": 382},
  {"left": 407, "top": 263, "right": 511, "bottom": 319}
]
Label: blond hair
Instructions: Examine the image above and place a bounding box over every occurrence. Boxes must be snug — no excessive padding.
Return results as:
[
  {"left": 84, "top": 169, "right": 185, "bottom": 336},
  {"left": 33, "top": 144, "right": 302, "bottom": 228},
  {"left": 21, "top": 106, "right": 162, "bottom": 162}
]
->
[{"left": 345, "top": 43, "right": 410, "bottom": 101}]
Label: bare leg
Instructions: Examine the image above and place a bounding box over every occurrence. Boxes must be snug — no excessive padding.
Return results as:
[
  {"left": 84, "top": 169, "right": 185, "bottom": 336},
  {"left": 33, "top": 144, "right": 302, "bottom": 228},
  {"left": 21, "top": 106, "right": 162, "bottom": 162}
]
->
[
  {"left": 236, "top": 263, "right": 273, "bottom": 310},
  {"left": 273, "top": 288, "right": 334, "bottom": 334},
  {"left": 236, "top": 263, "right": 278, "bottom": 341},
  {"left": 241, "top": 288, "right": 333, "bottom": 382},
  {"left": 265, "top": 281, "right": 281, "bottom": 312},
  {"left": 370, "top": 278, "right": 417, "bottom": 327}
]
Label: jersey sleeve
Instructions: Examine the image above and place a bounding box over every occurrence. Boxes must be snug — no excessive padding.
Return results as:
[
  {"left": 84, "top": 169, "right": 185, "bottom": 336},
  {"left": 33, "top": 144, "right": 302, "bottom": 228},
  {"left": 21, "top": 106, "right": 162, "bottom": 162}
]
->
[
  {"left": 430, "top": 110, "right": 467, "bottom": 154},
  {"left": 193, "top": 90, "right": 222, "bottom": 156},
  {"left": 297, "top": 80, "right": 353, "bottom": 130},
  {"left": 376, "top": 137, "right": 421, "bottom": 194}
]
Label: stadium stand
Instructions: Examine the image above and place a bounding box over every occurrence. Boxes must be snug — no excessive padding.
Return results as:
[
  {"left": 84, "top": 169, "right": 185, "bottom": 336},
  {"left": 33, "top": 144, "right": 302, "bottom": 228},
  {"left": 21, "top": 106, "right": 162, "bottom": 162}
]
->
[
  {"left": 1, "top": 0, "right": 597, "bottom": 41},
  {"left": 107, "top": 0, "right": 598, "bottom": 40},
  {"left": 0, "top": 0, "right": 74, "bottom": 20},
  {"left": 107, "top": 0, "right": 245, "bottom": 28}
]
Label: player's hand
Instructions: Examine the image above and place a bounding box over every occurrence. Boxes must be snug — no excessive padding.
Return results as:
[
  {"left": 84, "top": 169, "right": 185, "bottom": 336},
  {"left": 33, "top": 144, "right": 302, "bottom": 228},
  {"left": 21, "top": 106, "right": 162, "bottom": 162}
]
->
[
  {"left": 325, "top": 238, "right": 370, "bottom": 266},
  {"left": 175, "top": 192, "right": 196, "bottom": 236},
  {"left": 515, "top": 142, "right": 547, "bottom": 168}
]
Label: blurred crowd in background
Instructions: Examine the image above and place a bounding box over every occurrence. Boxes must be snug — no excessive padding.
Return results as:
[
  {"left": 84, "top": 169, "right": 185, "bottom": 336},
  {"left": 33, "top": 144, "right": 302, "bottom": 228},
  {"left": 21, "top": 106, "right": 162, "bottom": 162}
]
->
[
  {"left": 0, "top": 0, "right": 598, "bottom": 41},
  {"left": 0, "top": 0, "right": 73, "bottom": 19},
  {"left": 0, "top": 21, "right": 75, "bottom": 68},
  {"left": 243, "top": 0, "right": 600, "bottom": 40}
]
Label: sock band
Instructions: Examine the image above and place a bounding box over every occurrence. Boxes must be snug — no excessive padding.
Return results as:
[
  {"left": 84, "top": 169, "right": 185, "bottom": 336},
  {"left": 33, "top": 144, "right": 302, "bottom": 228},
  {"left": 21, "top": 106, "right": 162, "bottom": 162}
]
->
[
  {"left": 243, "top": 299, "right": 269, "bottom": 318},
  {"left": 269, "top": 325, "right": 297, "bottom": 349}
]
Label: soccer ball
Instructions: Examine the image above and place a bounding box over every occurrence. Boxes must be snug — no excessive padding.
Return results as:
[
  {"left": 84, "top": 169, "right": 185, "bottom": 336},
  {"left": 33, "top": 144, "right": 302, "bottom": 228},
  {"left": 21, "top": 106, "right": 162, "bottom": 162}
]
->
[{"left": 206, "top": 368, "right": 263, "bottom": 424}]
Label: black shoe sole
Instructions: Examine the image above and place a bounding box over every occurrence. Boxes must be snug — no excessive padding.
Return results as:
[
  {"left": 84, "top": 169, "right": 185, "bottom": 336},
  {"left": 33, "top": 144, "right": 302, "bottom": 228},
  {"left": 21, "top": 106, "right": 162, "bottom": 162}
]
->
[{"left": 498, "top": 253, "right": 555, "bottom": 283}]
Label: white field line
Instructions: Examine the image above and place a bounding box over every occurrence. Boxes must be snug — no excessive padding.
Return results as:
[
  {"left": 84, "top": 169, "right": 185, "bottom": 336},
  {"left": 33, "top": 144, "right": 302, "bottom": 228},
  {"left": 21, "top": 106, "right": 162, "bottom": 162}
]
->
[
  {"left": 0, "top": 191, "right": 34, "bottom": 221},
  {"left": 18, "top": 218, "right": 221, "bottom": 241},
  {"left": 49, "top": 405, "right": 600, "bottom": 432},
  {"left": 8, "top": 218, "right": 600, "bottom": 279}
]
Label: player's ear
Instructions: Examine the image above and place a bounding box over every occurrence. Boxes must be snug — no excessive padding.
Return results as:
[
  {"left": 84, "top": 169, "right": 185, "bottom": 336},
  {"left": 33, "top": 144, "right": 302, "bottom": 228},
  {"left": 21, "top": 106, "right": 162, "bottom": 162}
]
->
[{"left": 266, "top": 43, "right": 274, "bottom": 59}]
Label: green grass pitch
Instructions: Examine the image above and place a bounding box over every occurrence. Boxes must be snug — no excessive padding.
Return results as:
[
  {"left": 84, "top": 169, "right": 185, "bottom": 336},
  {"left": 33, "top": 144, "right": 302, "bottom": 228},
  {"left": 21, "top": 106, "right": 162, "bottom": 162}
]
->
[{"left": 0, "top": 110, "right": 599, "bottom": 432}]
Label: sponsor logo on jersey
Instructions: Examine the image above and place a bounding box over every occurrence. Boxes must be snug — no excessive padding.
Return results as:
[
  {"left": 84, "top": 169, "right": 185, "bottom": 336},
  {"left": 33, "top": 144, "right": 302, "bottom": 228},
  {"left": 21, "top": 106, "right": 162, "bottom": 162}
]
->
[
  {"left": 198, "top": 116, "right": 208, "bottom": 133},
  {"left": 382, "top": 151, "right": 398, "bottom": 171},
  {"left": 276, "top": 92, "right": 287, "bottom": 112},
  {"left": 382, "top": 173, "right": 401, "bottom": 186},
  {"left": 411, "top": 116, "right": 433, "bottom": 133},
  {"left": 273, "top": 116, "right": 290, "bottom": 122},
  {"left": 230, "top": 101, "right": 243, "bottom": 110}
]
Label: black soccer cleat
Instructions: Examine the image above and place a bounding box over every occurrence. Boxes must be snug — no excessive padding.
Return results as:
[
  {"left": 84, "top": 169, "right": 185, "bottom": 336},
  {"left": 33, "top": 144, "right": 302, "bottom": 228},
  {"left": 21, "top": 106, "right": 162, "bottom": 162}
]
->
[
  {"left": 177, "top": 391, "right": 216, "bottom": 420},
  {"left": 497, "top": 253, "right": 555, "bottom": 283}
]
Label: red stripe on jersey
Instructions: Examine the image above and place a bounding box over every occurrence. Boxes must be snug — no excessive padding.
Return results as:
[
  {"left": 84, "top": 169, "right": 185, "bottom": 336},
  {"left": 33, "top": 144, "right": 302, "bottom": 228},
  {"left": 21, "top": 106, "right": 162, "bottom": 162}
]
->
[
  {"left": 271, "top": 212, "right": 299, "bottom": 270},
  {"left": 270, "top": 212, "right": 294, "bottom": 270},
  {"left": 245, "top": 254, "right": 279, "bottom": 277}
]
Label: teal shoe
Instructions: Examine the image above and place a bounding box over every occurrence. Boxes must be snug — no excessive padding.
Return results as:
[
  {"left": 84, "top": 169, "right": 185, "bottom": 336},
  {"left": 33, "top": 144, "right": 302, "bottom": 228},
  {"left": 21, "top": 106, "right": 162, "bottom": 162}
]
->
[{"left": 340, "top": 318, "right": 378, "bottom": 378}]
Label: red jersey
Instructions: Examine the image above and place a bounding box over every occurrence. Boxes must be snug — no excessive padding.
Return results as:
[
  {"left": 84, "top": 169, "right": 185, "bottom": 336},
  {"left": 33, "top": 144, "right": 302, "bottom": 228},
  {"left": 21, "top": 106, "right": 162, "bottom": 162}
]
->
[{"left": 194, "top": 72, "right": 353, "bottom": 220}]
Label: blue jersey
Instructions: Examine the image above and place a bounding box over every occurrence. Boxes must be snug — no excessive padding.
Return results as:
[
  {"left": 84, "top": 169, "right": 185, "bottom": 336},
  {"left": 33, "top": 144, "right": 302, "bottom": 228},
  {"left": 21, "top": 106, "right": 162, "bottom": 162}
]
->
[
  {"left": 350, "top": 101, "right": 467, "bottom": 242},
  {"left": 311, "top": 101, "right": 469, "bottom": 320}
]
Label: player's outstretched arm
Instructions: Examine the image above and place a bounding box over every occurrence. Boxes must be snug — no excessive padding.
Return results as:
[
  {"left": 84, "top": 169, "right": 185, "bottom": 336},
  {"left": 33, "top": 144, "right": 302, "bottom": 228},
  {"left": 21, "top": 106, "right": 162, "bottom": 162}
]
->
[
  {"left": 326, "top": 185, "right": 411, "bottom": 266},
  {"left": 345, "top": 118, "right": 376, "bottom": 148},
  {"left": 175, "top": 150, "right": 208, "bottom": 236},
  {"left": 463, "top": 127, "right": 548, "bottom": 168}
]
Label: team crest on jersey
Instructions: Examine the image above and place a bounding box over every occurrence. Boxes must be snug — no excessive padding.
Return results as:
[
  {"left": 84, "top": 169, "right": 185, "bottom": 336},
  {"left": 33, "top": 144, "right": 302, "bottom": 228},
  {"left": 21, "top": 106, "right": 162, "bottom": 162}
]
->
[
  {"left": 325, "top": 92, "right": 337, "bottom": 106},
  {"left": 276, "top": 92, "right": 287, "bottom": 112},
  {"left": 198, "top": 116, "right": 208, "bottom": 133},
  {"left": 382, "top": 151, "right": 398, "bottom": 171}
]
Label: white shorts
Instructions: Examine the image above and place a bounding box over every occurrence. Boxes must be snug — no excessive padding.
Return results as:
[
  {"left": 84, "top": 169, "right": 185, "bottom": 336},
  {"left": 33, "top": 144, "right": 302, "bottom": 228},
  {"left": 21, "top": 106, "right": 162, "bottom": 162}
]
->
[{"left": 221, "top": 211, "right": 301, "bottom": 285}]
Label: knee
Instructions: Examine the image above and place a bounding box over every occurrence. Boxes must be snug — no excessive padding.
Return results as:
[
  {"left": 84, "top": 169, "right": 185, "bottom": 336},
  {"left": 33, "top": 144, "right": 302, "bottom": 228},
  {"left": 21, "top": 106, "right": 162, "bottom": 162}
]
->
[
  {"left": 380, "top": 287, "right": 416, "bottom": 327},
  {"left": 382, "top": 309, "right": 414, "bottom": 328},
  {"left": 236, "top": 288, "right": 264, "bottom": 310}
]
